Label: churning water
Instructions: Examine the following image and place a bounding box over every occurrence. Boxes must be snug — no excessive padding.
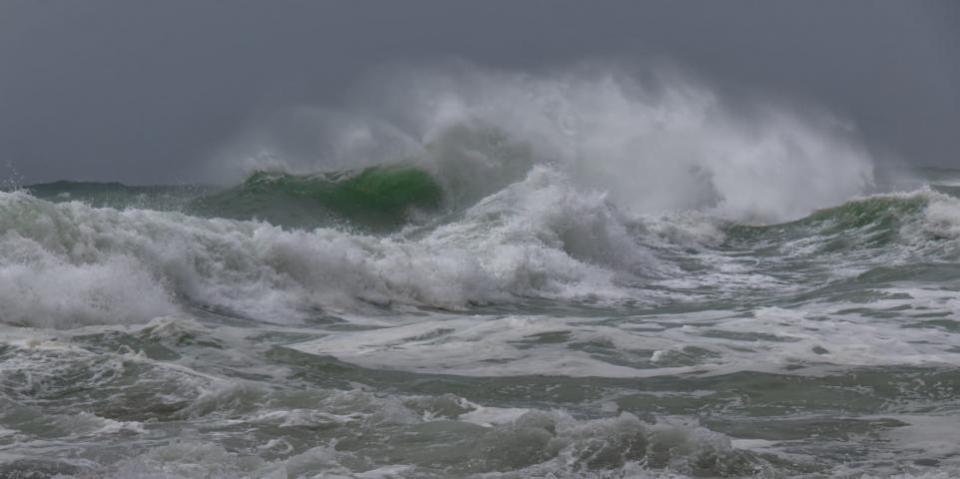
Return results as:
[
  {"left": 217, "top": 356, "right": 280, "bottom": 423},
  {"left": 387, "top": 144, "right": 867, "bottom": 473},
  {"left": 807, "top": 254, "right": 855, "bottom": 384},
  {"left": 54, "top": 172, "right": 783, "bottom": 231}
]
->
[{"left": 1, "top": 67, "right": 959, "bottom": 478}]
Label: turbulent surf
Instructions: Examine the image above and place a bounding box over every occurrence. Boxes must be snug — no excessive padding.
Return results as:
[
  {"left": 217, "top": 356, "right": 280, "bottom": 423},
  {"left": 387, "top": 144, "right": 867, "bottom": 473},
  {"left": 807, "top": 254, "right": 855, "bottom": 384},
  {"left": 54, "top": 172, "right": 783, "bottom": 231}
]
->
[{"left": 1, "top": 68, "right": 959, "bottom": 478}]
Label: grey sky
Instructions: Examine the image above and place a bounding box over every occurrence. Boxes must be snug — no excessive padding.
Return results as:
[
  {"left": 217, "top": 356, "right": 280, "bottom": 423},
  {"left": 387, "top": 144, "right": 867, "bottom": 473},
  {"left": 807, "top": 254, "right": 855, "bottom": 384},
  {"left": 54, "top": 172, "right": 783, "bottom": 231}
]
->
[{"left": 1, "top": 0, "right": 957, "bottom": 184}]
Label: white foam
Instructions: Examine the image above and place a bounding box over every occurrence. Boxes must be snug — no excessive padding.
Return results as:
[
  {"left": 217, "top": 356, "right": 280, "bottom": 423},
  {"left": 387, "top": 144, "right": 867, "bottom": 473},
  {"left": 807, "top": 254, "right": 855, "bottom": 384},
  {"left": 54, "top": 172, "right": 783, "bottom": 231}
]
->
[
  {"left": 0, "top": 170, "right": 663, "bottom": 327},
  {"left": 290, "top": 315, "right": 682, "bottom": 378},
  {"left": 458, "top": 406, "right": 531, "bottom": 427},
  {"left": 290, "top": 294, "right": 960, "bottom": 378},
  {"left": 96, "top": 411, "right": 751, "bottom": 479},
  {"left": 922, "top": 192, "right": 960, "bottom": 240},
  {"left": 213, "top": 64, "right": 877, "bottom": 224}
]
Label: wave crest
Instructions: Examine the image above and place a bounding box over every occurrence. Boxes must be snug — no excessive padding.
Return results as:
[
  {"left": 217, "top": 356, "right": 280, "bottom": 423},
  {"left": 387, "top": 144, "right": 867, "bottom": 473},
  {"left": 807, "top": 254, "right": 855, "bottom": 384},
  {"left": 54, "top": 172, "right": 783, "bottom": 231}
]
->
[{"left": 211, "top": 64, "right": 877, "bottom": 223}]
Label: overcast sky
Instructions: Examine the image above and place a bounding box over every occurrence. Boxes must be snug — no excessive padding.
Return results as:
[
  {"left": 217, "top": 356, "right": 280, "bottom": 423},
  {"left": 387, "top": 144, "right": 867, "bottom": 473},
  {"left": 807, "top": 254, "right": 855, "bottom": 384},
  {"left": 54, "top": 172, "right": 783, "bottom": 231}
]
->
[{"left": 1, "top": 1, "right": 957, "bottom": 184}]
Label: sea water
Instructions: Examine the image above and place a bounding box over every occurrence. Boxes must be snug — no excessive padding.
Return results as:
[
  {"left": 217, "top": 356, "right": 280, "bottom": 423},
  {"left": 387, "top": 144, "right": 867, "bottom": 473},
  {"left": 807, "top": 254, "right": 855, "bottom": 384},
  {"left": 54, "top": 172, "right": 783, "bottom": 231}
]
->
[{"left": 1, "top": 68, "right": 958, "bottom": 478}]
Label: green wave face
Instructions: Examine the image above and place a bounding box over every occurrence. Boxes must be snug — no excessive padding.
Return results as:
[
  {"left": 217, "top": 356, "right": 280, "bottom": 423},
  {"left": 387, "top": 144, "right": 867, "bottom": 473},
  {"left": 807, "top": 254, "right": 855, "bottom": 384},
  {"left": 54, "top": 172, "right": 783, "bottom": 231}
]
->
[
  {"left": 800, "top": 195, "right": 927, "bottom": 233},
  {"left": 188, "top": 166, "right": 444, "bottom": 232},
  {"left": 724, "top": 195, "right": 930, "bottom": 251}
]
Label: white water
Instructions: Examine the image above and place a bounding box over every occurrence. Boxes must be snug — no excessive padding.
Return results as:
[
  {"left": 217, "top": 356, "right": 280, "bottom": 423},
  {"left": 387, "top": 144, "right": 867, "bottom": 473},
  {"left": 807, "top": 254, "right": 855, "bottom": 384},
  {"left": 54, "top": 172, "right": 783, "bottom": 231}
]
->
[
  {"left": 3, "top": 65, "right": 960, "bottom": 478},
  {"left": 213, "top": 64, "right": 877, "bottom": 223},
  {"left": 2, "top": 180, "right": 959, "bottom": 331}
]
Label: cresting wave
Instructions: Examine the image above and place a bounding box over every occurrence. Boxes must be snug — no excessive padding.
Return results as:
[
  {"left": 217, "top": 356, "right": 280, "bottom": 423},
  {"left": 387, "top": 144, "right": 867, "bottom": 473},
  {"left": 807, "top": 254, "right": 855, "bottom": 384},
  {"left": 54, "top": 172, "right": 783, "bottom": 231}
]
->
[
  {"left": 4, "top": 66, "right": 960, "bottom": 479},
  {"left": 2, "top": 66, "right": 957, "bottom": 329},
  {"left": 0, "top": 167, "right": 654, "bottom": 327},
  {"left": 212, "top": 65, "right": 879, "bottom": 223},
  {"left": 3, "top": 174, "right": 959, "bottom": 329},
  {"left": 188, "top": 166, "right": 445, "bottom": 231}
]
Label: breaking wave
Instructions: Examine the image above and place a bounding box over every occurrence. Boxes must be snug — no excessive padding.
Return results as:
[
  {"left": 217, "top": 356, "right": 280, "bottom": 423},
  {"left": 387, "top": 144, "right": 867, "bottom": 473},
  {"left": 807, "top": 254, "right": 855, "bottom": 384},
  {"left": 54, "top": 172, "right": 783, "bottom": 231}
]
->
[
  {"left": 2, "top": 65, "right": 954, "bottom": 331},
  {"left": 2, "top": 175, "right": 958, "bottom": 329},
  {"left": 3, "top": 64, "right": 960, "bottom": 479}
]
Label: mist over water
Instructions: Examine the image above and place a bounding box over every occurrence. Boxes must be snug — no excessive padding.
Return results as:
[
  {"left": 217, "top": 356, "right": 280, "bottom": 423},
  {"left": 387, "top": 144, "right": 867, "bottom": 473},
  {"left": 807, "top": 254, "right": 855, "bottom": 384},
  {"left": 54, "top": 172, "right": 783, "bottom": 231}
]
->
[
  {"left": 2, "top": 65, "right": 959, "bottom": 478},
  {"left": 212, "top": 65, "right": 878, "bottom": 223}
]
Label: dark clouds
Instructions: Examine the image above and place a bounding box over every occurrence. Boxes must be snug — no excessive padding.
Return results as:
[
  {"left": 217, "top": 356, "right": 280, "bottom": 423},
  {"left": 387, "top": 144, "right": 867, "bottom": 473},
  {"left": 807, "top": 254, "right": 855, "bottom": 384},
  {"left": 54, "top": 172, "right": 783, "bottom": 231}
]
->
[{"left": 0, "top": 0, "right": 957, "bottom": 183}]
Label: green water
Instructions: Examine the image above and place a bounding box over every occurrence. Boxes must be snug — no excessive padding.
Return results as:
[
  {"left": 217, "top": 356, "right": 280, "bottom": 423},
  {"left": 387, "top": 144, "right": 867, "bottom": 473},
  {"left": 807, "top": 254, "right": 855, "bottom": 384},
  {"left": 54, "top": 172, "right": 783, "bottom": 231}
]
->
[{"left": 0, "top": 166, "right": 958, "bottom": 478}]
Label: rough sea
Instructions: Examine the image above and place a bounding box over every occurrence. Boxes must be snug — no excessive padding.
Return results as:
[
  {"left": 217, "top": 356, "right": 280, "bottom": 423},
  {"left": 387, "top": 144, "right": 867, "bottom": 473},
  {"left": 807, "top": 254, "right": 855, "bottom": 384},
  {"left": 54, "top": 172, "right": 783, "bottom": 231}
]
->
[{"left": 1, "top": 70, "right": 959, "bottom": 478}]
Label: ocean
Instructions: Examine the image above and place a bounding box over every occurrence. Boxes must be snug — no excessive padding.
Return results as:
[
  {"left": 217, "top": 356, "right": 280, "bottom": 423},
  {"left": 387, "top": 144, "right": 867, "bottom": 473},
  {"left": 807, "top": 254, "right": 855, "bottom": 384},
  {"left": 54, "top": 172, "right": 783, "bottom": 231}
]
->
[{"left": 1, "top": 73, "right": 959, "bottom": 478}]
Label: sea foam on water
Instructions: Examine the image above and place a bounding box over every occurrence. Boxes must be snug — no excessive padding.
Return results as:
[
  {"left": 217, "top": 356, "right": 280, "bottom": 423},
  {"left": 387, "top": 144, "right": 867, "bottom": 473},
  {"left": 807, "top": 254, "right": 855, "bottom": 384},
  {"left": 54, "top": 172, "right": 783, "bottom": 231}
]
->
[{"left": 1, "top": 65, "right": 959, "bottom": 478}]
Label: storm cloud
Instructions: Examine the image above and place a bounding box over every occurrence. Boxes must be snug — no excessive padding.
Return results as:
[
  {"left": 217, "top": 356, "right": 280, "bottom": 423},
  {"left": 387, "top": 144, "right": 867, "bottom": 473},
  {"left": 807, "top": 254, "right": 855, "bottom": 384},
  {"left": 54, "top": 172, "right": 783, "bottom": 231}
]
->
[{"left": 0, "top": 0, "right": 957, "bottom": 183}]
